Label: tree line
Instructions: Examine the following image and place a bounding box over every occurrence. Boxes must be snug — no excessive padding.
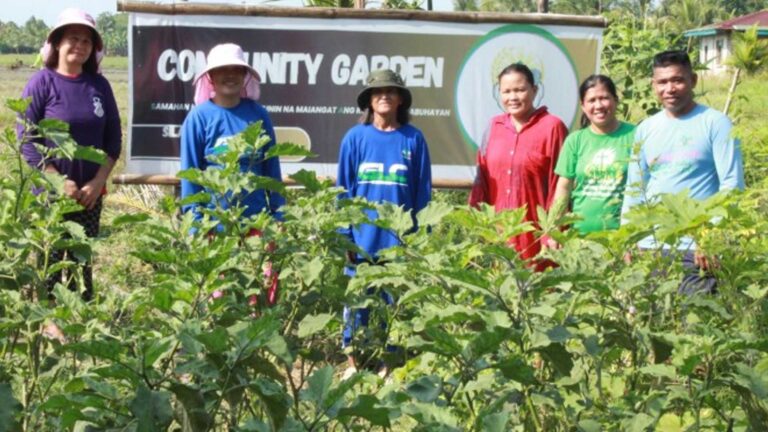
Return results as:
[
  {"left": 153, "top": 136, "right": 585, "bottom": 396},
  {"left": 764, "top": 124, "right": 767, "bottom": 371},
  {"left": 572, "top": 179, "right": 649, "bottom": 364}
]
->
[{"left": 0, "top": 12, "right": 128, "bottom": 56}]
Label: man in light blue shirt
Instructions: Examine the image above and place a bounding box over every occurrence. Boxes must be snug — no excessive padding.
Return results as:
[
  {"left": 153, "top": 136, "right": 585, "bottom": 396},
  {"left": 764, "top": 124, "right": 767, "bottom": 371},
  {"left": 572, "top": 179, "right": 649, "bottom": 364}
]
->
[{"left": 621, "top": 50, "right": 744, "bottom": 294}]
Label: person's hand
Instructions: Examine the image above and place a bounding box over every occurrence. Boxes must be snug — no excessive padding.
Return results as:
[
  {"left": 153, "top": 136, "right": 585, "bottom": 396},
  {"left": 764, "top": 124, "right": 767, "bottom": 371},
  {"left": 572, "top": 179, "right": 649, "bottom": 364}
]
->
[
  {"left": 541, "top": 235, "right": 560, "bottom": 251},
  {"left": 80, "top": 177, "right": 106, "bottom": 210},
  {"left": 63, "top": 179, "right": 80, "bottom": 200},
  {"left": 694, "top": 251, "right": 718, "bottom": 271},
  {"left": 623, "top": 251, "right": 632, "bottom": 265}
]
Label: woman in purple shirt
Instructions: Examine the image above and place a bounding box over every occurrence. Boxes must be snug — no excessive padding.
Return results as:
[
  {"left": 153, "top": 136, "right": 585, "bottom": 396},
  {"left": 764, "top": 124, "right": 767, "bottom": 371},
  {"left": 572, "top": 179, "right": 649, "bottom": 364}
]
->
[{"left": 18, "top": 8, "right": 122, "bottom": 302}]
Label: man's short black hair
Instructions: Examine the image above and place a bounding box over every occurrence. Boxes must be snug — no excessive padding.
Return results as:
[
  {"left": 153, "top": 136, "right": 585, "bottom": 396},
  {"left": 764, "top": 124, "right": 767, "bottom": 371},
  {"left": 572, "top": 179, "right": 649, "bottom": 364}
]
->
[{"left": 653, "top": 50, "right": 693, "bottom": 74}]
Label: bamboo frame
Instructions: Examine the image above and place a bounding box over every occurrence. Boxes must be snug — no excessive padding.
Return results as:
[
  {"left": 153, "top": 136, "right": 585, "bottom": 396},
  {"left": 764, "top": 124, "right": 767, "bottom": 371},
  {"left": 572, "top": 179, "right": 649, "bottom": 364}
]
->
[{"left": 116, "top": 0, "right": 607, "bottom": 27}]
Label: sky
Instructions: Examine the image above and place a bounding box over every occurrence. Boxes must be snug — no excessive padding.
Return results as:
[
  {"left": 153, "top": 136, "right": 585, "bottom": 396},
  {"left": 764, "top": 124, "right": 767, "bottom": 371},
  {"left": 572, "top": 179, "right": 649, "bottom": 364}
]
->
[{"left": 2, "top": 0, "right": 453, "bottom": 25}]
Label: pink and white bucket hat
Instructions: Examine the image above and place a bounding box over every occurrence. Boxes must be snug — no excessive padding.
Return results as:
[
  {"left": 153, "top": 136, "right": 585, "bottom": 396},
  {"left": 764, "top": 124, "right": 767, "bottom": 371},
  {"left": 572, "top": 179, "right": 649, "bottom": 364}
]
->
[
  {"left": 193, "top": 43, "right": 261, "bottom": 105},
  {"left": 47, "top": 8, "right": 103, "bottom": 51},
  {"left": 40, "top": 8, "right": 104, "bottom": 67}
]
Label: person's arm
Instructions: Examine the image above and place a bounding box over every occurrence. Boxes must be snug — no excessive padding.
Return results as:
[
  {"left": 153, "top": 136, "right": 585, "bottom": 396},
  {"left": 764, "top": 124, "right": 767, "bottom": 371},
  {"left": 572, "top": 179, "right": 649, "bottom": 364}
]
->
[
  {"left": 468, "top": 124, "right": 492, "bottom": 208},
  {"left": 336, "top": 130, "right": 358, "bottom": 262},
  {"left": 711, "top": 115, "right": 745, "bottom": 192},
  {"left": 179, "top": 111, "right": 206, "bottom": 220},
  {"left": 413, "top": 132, "right": 432, "bottom": 214},
  {"left": 541, "top": 176, "right": 573, "bottom": 251},
  {"left": 693, "top": 114, "right": 744, "bottom": 271},
  {"left": 18, "top": 73, "right": 48, "bottom": 170},
  {"left": 81, "top": 78, "right": 122, "bottom": 209},
  {"left": 259, "top": 112, "right": 285, "bottom": 218},
  {"left": 620, "top": 131, "right": 650, "bottom": 224},
  {"left": 544, "top": 120, "right": 568, "bottom": 210},
  {"left": 550, "top": 176, "right": 574, "bottom": 221},
  {"left": 540, "top": 121, "right": 569, "bottom": 249}
]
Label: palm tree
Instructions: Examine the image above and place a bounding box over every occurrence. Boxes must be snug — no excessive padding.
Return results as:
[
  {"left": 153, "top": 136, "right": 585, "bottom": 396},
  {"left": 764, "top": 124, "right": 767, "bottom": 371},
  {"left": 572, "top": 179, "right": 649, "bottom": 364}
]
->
[
  {"left": 453, "top": 0, "right": 480, "bottom": 10},
  {"left": 478, "top": 0, "right": 537, "bottom": 12},
  {"left": 724, "top": 24, "right": 768, "bottom": 115},
  {"left": 658, "top": 0, "right": 729, "bottom": 35}
]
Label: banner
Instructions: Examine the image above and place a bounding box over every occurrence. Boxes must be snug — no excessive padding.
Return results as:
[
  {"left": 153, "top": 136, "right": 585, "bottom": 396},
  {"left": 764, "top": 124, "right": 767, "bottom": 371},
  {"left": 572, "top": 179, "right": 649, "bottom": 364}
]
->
[{"left": 126, "top": 12, "right": 603, "bottom": 180}]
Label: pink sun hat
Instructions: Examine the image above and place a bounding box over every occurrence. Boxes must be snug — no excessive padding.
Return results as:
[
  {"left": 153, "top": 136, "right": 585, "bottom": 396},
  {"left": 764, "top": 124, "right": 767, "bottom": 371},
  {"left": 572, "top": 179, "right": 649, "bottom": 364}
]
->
[
  {"left": 193, "top": 43, "right": 262, "bottom": 105},
  {"left": 47, "top": 8, "right": 103, "bottom": 51},
  {"left": 40, "top": 8, "right": 104, "bottom": 69}
]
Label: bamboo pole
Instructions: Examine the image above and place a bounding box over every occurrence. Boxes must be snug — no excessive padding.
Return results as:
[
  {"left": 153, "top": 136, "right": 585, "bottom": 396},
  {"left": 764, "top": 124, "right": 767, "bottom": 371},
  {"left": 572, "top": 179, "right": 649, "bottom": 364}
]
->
[
  {"left": 111, "top": 173, "right": 474, "bottom": 190},
  {"left": 116, "top": 0, "right": 607, "bottom": 27},
  {"left": 723, "top": 67, "right": 740, "bottom": 116}
]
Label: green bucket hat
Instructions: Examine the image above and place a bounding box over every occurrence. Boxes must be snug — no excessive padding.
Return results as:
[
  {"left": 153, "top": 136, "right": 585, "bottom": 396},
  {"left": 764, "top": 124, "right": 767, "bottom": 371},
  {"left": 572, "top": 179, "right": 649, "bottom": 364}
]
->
[{"left": 356, "top": 69, "right": 412, "bottom": 111}]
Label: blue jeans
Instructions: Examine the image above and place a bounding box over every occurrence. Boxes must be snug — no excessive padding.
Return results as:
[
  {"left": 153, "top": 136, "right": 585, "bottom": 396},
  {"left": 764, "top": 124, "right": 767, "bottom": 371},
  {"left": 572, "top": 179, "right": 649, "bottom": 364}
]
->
[{"left": 651, "top": 250, "right": 717, "bottom": 295}]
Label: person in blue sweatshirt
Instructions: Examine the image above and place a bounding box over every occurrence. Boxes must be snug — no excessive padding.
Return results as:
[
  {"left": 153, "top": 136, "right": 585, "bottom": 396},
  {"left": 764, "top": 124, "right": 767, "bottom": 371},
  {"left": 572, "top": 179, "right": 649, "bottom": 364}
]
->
[
  {"left": 337, "top": 69, "right": 432, "bottom": 374},
  {"left": 621, "top": 50, "right": 744, "bottom": 295},
  {"left": 180, "top": 43, "right": 284, "bottom": 224}
]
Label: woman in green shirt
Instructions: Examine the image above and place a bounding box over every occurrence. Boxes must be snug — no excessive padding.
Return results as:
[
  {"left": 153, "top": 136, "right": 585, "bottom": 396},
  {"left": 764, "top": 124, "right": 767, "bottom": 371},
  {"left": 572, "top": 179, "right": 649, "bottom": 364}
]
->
[{"left": 548, "top": 75, "right": 635, "bottom": 241}]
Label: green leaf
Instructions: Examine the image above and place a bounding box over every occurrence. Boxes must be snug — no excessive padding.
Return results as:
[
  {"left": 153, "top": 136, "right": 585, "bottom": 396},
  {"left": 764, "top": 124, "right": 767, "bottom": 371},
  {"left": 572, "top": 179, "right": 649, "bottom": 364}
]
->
[
  {"left": 195, "top": 328, "right": 230, "bottom": 354},
  {"left": 577, "top": 419, "right": 602, "bottom": 432},
  {"left": 479, "top": 412, "right": 508, "bottom": 432},
  {"left": 322, "top": 372, "right": 365, "bottom": 418},
  {"left": 297, "top": 313, "right": 335, "bottom": 338},
  {"left": 72, "top": 145, "right": 107, "bottom": 165},
  {"left": 112, "top": 213, "right": 150, "bottom": 226},
  {"left": 337, "top": 394, "right": 391, "bottom": 427},
  {"left": 265, "top": 334, "right": 293, "bottom": 366},
  {"left": 744, "top": 284, "right": 768, "bottom": 301},
  {"left": 531, "top": 325, "right": 572, "bottom": 348},
  {"left": 528, "top": 304, "right": 558, "bottom": 318},
  {"left": 251, "top": 378, "right": 291, "bottom": 431},
  {"left": 65, "top": 339, "right": 125, "bottom": 362},
  {"left": 301, "top": 365, "right": 334, "bottom": 407},
  {"left": 416, "top": 201, "right": 453, "bottom": 227},
  {"left": 0, "top": 383, "right": 22, "bottom": 432},
  {"left": 730, "top": 364, "right": 768, "bottom": 399},
  {"left": 142, "top": 337, "right": 174, "bottom": 368},
  {"left": 464, "top": 329, "right": 509, "bottom": 361},
  {"left": 406, "top": 375, "right": 442, "bottom": 403},
  {"left": 129, "top": 385, "right": 174, "bottom": 432},
  {"left": 169, "top": 383, "right": 212, "bottom": 432},
  {"left": 495, "top": 356, "right": 536, "bottom": 385},
  {"left": 289, "top": 169, "right": 327, "bottom": 193},
  {"left": 639, "top": 364, "right": 677, "bottom": 380},
  {"left": 621, "top": 412, "right": 655, "bottom": 432},
  {"left": 299, "top": 256, "right": 324, "bottom": 287},
  {"left": 266, "top": 142, "right": 316, "bottom": 159},
  {"left": 5, "top": 97, "right": 31, "bottom": 114},
  {"left": 538, "top": 343, "right": 574, "bottom": 377}
]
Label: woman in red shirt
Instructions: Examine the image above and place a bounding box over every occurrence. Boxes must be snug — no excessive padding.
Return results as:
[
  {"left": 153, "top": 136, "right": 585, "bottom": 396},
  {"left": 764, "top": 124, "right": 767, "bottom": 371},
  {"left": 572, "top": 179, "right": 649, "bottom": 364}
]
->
[{"left": 469, "top": 63, "right": 568, "bottom": 270}]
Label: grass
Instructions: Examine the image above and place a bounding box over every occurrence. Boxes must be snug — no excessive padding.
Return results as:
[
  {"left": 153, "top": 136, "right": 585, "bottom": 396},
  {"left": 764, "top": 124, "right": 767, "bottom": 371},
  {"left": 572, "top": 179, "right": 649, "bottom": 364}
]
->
[{"left": 0, "top": 53, "right": 128, "bottom": 70}]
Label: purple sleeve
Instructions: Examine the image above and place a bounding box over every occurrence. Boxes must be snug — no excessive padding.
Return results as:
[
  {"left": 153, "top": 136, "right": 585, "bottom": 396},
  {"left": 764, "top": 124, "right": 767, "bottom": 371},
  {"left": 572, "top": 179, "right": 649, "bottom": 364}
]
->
[
  {"left": 99, "top": 78, "right": 122, "bottom": 161},
  {"left": 18, "top": 73, "right": 48, "bottom": 169}
]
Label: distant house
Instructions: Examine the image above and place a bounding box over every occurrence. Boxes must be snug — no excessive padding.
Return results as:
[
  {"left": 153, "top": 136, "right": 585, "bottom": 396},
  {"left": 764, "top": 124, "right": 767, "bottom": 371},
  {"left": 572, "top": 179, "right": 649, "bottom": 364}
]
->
[{"left": 684, "top": 9, "right": 768, "bottom": 75}]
